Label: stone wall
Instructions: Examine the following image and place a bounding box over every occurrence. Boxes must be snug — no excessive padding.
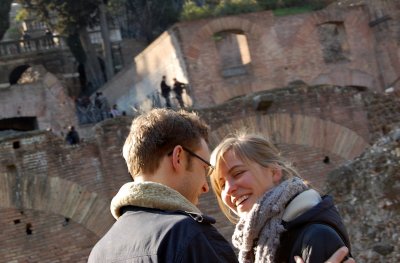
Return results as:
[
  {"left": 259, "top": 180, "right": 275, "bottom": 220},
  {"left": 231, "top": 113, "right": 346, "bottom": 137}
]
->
[
  {"left": 1, "top": 0, "right": 399, "bottom": 260},
  {"left": 179, "top": 6, "right": 382, "bottom": 107},
  {"left": 99, "top": 31, "right": 190, "bottom": 114},
  {"left": 101, "top": 2, "right": 399, "bottom": 111},
  {"left": 0, "top": 66, "right": 78, "bottom": 135},
  {"left": 1, "top": 84, "right": 399, "bottom": 261},
  {"left": 198, "top": 84, "right": 400, "bottom": 241},
  {"left": 326, "top": 128, "right": 400, "bottom": 262},
  {"left": 0, "top": 46, "right": 78, "bottom": 91},
  {"left": 0, "top": 117, "right": 132, "bottom": 262}
]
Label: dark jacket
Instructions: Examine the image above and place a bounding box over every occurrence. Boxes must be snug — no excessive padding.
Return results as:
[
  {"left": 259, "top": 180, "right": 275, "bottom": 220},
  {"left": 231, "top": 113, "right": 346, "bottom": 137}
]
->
[
  {"left": 88, "top": 206, "right": 238, "bottom": 263},
  {"left": 65, "top": 130, "right": 80, "bottom": 145},
  {"left": 173, "top": 81, "right": 185, "bottom": 95},
  {"left": 160, "top": 80, "right": 171, "bottom": 97},
  {"left": 276, "top": 195, "right": 351, "bottom": 263}
]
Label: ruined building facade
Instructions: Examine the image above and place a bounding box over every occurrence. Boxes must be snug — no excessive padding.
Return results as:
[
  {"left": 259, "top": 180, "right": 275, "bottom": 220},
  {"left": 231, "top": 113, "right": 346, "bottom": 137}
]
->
[
  {"left": 0, "top": 1, "right": 400, "bottom": 262},
  {"left": 99, "top": 1, "right": 399, "bottom": 113}
]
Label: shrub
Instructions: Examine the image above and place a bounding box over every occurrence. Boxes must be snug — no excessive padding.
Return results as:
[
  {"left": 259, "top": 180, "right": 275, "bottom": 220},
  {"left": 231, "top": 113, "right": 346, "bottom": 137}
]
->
[
  {"left": 181, "top": 0, "right": 261, "bottom": 21},
  {"left": 180, "top": 2, "right": 214, "bottom": 21}
]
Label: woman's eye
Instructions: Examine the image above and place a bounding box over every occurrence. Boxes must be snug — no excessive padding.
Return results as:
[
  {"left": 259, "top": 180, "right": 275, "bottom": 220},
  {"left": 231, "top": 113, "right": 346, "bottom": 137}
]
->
[{"left": 232, "top": 170, "right": 244, "bottom": 177}]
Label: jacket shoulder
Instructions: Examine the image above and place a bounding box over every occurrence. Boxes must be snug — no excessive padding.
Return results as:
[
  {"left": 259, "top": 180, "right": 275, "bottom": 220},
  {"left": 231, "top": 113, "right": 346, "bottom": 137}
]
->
[
  {"left": 166, "top": 213, "right": 237, "bottom": 263},
  {"left": 291, "top": 223, "right": 347, "bottom": 263}
]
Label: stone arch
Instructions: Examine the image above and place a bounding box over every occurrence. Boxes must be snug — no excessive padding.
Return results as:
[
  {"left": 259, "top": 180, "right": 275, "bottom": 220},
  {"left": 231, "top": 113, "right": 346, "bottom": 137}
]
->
[
  {"left": 210, "top": 113, "right": 369, "bottom": 160},
  {"left": 186, "top": 16, "right": 263, "bottom": 61},
  {"left": 0, "top": 172, "right": 113, "bottom": 237},
  {"left": 311, "top": 68, "right": 375, "bottom": 89},
  {"left": 9, "top": 64, "right": 30, "bottom": 85}
]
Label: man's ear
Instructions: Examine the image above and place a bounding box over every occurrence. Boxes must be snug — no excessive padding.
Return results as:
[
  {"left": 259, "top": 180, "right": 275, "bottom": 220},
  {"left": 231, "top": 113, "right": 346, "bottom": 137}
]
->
[
  {"left": 171, "top": 145, "right": 184, "bottom": 171},
  {"left": 272, "top": 166, "right": 282, "bottom": 184}
]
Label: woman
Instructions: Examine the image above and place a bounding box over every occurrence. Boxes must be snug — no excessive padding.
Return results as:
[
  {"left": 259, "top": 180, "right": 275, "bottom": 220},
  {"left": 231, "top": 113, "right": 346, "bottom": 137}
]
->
[{"left": 210, "top": 133, "right": 352, "bottom": 263}]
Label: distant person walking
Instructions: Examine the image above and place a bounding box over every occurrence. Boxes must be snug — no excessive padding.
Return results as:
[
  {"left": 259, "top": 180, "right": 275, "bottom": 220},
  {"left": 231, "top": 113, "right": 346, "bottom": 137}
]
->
[
  {"left": 45, "top": 29, "right": 55, "bottom": 47},
  {"left": 173, "top": 78, "right": 186, "bottom": 108},
  {"left": 110, "top": 104, "right": 121, "bottom": 118},
  {"left": 160, "top": 76, "right": 171, "bottom": 108},
  {"left": 94, "top": 92, "right": 110, "bottom": 121},
  {"left": 22, "top": 31, "right": 31, "bottom": 50},
  {"left": 65, "top": 126, "right": 80, "bottom": 145}
]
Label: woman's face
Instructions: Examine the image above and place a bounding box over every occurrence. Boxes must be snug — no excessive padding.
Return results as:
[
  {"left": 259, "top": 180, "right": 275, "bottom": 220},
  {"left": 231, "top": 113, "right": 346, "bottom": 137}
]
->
[{"left": 218, "top": 150, "right": 281, "bottom": 217}]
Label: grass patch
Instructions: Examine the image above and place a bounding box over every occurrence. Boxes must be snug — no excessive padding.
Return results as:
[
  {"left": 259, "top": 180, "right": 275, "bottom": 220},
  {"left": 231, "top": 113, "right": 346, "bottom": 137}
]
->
[{"left": 272, "top": 6, "right": 315, "bottom": 16}]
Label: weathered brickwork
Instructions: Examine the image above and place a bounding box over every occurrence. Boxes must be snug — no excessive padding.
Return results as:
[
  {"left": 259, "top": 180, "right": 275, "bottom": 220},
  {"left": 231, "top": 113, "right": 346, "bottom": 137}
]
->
[
  {"left": 0, "top": 117, "right": 133, "bottom": 261},
  {"left": 0, "top": 208, "right": 98, "bottom": 263},
  {"left": 2, "top": 83, "right": 399, "bottom": 261},
  {"left": 101, "top": 1, "right": 399, "bottom": 112},
  {"left": 0, "top": 48, "right": 77, "bottom": 89},
  {"left": 326, "top": 128, "right": 400, "bottom": 261},
  {"left": 0, "top": 66, "right": 78, "bottom": 135},
  {"left": 1, "top": 0, "right": 399, "bottom": 260},
  {"left": 98, "top": 31, "right": 191, "bottom": 114}
]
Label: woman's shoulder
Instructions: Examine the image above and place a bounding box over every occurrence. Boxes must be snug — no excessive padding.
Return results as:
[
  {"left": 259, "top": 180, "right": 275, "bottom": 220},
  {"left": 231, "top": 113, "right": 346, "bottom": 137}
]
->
[
  {"left": 291, "top": 223, "right": 347, "bottom": 263},
  {"left": 301, "top": 223, "right": 345, "bottom": 244}
]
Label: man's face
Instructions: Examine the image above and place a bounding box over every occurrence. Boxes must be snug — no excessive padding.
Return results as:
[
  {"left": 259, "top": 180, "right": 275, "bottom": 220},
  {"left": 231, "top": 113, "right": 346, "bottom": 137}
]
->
[{"left": 179, "top": 139, "right": 211, "bottom": 205}]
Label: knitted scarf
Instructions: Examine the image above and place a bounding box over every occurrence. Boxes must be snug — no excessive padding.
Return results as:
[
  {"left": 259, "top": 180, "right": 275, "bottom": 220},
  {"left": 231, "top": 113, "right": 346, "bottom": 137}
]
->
[
  {"left": 232, "top": 177, "right": 308, "bottom": 263},
  {"left": 110, "top": 181, "right": 201, "bottom": 219}
]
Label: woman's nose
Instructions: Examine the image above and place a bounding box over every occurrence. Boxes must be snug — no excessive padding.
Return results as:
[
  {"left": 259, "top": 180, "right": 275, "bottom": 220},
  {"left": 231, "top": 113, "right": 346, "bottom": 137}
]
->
[{"left": 224, "top": 179, "right": 236, "bottom": 195}]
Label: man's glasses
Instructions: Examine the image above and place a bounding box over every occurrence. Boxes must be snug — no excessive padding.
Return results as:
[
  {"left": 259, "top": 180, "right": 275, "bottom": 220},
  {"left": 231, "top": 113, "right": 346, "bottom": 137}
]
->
[{"left": 168, "top": 146, "right": 214, "bottom": 176}]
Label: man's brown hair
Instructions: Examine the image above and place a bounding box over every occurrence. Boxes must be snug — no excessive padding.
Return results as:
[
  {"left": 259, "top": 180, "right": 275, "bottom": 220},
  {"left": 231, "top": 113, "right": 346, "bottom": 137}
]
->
[{"left": 123, "top": 108, "right": 209, "bottom": 177}]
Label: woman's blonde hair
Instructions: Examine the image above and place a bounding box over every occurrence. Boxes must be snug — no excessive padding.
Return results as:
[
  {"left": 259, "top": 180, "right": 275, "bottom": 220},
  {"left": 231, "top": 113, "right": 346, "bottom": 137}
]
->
[{"left": 210, "top": 132, "right": 301, "bottom": 223}]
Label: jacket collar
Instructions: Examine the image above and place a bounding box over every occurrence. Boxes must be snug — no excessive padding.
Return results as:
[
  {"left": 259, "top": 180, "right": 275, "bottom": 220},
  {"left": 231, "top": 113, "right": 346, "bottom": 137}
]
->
[
  {"left": 282, "top": 189, "right": 321, "bottom": 221},
  {"left": 110, "top": 181, "right": 201, "bottom": 219}
]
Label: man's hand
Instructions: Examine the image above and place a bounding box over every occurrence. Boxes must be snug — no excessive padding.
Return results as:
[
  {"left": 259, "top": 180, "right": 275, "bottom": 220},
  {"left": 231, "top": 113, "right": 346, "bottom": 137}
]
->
[{"left": 294, "top": 246, "right": 355, "bottom": 263}]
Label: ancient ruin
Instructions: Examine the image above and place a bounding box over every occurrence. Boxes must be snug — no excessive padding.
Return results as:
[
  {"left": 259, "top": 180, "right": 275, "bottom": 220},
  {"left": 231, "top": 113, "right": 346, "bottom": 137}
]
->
[{"left": 0, "top": 0, "right": 399, "bottom": 262}]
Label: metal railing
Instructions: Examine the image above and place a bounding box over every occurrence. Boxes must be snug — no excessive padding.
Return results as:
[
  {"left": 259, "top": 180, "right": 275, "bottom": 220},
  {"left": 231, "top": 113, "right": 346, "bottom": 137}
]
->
[{"left": 0, "top": 35, "right": 67, "bottom": 57}]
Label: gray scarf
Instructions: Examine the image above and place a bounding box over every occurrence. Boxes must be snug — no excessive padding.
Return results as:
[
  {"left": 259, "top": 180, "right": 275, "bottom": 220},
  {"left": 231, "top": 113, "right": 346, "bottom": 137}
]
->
[{"left": 232, "top": 177, "right": 308, "bottom": 263}]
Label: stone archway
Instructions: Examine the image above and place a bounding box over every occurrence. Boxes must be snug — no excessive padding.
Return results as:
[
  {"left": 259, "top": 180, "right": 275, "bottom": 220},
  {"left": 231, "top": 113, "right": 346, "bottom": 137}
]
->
[
  {"left": 0, "top": 172, "right": 114, "bottom": 237},
  {"left": 311, "top": 68, "right": 376, "bottom": 90},
  {"left": 9, "top": 64, "right": 30, "bottom": 85},
  {"left": 210, "top": 113, "right": 369, "bottom": 160}
]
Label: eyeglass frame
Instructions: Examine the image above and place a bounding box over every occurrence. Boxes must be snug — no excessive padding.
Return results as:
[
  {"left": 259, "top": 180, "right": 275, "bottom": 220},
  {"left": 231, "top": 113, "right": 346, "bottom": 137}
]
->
[{"left": 168, "top": 146, "right": 214, "bottom": 175}]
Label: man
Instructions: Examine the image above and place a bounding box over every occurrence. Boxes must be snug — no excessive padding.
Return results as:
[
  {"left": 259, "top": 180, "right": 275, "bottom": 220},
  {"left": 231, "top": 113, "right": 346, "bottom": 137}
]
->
[
  {"left": 88, "top": 108, "right": 237, "bottom": 262},
  {"left": 160, "top": 76, "right": 172, "bottom": 108},
  {"left": 65, "top": 126, "right": 80, "bottom": 145},
  {"left": 172, "top": 78, "right": 186, "bottom": 108},
  {"left": 110, "top": 104, "right": 121, "bottom": 118},
  {"left": 94, "top": 92, "right": 110, "bottom": 121},
  {"left": 88, "top": 108, "right": 354, "bottom": 263}
]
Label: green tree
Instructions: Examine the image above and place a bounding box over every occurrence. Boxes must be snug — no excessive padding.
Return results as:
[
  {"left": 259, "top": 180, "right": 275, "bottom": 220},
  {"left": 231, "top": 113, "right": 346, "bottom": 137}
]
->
[
  {"left": 0, "top": 0, "right": 13, "bottom": 40},
  {"left": 181, "top": 0, "right": 261, "bottom": 21},
  {"left": 110, "top": 0, "right": 182, "bottom": 43},
  {"left": 17, "top": 0, "right": 114, "bottom": 93}
]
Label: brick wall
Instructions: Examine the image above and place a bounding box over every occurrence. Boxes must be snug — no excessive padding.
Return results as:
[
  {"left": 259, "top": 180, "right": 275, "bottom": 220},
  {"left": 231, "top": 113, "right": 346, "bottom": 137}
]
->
[
  {"left": 177, "top": 6, "right": 383, "bottom": 107},
  {"left": 0, "top": 117, "right": 132, "bottom": 262},
  {"left": 0, "top": 66, "right": 78, "bottom": 135},
  {"left": 0, "top": 207, "right": 98, "bottom": 263},
  {"left": 1, "top": 84, "right": 399, "bottom": 261},
  {"left": 100, "top": 2, "right": 400, "bottom": 111},
  {"left": 99, "top": 30, "right": 190, "bottom": 114}
]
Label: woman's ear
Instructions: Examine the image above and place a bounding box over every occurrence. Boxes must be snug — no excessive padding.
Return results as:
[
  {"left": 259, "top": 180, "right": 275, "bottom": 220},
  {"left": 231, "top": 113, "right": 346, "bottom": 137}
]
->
[{"left": 272, "top": 166, "right": 283, "bottom": 184}]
